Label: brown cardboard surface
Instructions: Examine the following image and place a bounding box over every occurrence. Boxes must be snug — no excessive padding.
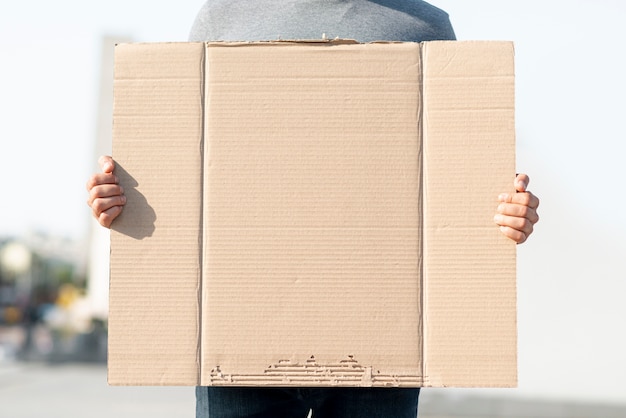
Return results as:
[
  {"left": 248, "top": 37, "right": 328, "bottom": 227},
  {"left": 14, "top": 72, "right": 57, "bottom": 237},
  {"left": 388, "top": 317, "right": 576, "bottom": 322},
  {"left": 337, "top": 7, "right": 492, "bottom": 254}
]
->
[
  {"left": 109, "top": 41, "right": 516, "bottom": 387},
  {"left": 109, "top": 43, "right": 204, "bottom": 385},
  {"left": 421, "top": 42, "right": 517, "bottom": 386}
]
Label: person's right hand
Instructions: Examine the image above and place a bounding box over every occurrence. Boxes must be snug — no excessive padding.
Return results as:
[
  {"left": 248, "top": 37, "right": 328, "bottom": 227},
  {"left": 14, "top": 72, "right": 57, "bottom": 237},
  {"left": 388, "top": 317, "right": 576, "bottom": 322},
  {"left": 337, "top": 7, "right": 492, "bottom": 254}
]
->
[{"left": 86, "top": 155, "right": 126, "bottom": 228}]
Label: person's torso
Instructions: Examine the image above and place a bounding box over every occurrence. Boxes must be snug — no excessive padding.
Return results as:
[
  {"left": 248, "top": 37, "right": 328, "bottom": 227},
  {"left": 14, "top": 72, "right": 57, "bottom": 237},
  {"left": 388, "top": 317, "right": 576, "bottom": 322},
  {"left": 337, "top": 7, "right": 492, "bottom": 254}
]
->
[{"left": 189, "top": 0, "right": 455, "bottom": 42}]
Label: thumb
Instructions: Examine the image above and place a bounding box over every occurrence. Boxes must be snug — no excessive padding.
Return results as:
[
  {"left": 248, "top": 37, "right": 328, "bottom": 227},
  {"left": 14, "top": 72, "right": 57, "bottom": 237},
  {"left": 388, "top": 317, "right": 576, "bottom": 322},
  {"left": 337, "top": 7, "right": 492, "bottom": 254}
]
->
[
  {"left": 515, "top": 173, "right": 529, "bottom": 193},
  {"left": 98, "top": 155, "right": 115, "bottom": 174}
]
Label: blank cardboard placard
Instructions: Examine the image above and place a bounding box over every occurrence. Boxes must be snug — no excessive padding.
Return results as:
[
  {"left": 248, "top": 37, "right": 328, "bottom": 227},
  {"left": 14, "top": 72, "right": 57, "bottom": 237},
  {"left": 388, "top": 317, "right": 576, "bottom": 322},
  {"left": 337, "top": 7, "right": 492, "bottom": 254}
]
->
[{"left": 109, "top": 41, "right": 516, "bottom": 387}]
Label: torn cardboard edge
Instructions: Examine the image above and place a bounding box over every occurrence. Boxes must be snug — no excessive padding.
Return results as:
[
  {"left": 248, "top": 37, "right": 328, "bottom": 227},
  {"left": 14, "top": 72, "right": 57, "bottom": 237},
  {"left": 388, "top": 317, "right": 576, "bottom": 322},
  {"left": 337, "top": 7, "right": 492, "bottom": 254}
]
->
[{"left": 109, "top": 40, "right": 517, "bottom": 387}]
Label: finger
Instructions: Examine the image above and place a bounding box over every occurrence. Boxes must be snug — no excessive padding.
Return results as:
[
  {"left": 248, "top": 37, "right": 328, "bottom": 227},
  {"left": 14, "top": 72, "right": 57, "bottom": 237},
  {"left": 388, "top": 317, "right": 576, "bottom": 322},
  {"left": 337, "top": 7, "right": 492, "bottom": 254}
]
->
[
  {"left": 86, "top": 172, "right": 119, "bottom": 191},
  {"left": 498, "top": 225, "right": 528, "bottom": 244},
  {"left": 87, "top": 184, "right": 124, "bottom": 207},
  {"left": 515, "top": 173, "right": 530, "bottom": 192},
  {"left": 98, "top": 205, "right": 124, "bottom": 229},
  {"left": 498, "top": 191, "right": 540, "bottom": 210},
  {"left": 494, "top": 213, "right": 534, "bottom": 238},
  {"left": 91, "top": 195, "right": 127, "bottom": 218},
  {"left": 98, "top": 155, "right": 115, "bottom": 174},
  {"left": 497, "top": 202, "right": 540, "bottom": 224}
]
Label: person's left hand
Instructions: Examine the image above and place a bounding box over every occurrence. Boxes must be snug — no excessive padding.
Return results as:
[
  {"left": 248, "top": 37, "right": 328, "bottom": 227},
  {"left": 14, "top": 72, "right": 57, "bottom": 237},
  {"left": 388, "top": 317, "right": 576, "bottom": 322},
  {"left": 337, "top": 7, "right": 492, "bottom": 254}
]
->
[{"left": 494, "top": 173, "right": 540, "bottom": 244}]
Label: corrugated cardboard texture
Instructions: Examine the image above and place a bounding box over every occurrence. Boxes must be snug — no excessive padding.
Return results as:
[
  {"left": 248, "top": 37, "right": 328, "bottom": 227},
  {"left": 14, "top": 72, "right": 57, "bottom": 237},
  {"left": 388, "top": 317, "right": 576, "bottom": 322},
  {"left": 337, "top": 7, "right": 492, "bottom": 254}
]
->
[
  {"left": 109, "top": 43, "right": 204, "bottom": 385},
  {"left": 109, "top": 41, "right": 516, "bottom": 387},
  {"left": 421, "top": 42, "right": 517, "bottom": 386},
  {"left": 202, "top": 43, "right": 423, "bottom": 386}
]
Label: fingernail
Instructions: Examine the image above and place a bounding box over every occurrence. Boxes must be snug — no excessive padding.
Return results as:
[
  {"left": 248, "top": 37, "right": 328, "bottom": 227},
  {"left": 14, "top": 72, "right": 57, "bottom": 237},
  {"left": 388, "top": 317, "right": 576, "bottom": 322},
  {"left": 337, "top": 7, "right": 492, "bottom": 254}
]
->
[
  {"left": 498, "top": 193, "right": 508, "bottom": 202},
  {"left": 119, "top": 186, "right": 124, "bottom": 194},
  {"left": 121, "top": 195, "right": 127, "bottom": 204},
  {"left": 103, "top": 162, "right": 113, "bottom": 173},
  {"left": 494, "top": 214, "right": 504, "bottom": 224}
]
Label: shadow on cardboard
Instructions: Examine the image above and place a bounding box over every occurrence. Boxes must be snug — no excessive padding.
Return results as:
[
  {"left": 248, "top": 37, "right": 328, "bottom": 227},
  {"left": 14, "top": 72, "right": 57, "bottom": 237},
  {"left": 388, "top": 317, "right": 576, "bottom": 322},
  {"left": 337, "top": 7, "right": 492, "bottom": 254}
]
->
[{"left": 111, "top": 162, "right": 156, "bottom": 240}]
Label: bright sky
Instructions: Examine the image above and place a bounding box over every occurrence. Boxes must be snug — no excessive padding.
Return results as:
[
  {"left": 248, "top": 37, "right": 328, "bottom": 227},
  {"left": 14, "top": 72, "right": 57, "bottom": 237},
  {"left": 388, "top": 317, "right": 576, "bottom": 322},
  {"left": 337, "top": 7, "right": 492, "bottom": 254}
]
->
[{"left": 1, "top": 0, "right": 625, "bottom": 406}]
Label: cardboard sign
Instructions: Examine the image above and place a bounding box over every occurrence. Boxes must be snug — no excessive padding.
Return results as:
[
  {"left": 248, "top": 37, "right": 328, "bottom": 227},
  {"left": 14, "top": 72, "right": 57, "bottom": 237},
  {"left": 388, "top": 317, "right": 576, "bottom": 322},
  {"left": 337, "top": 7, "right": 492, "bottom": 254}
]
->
[{"left": 109, "top": 41, "right": 516, "bottom": 387}]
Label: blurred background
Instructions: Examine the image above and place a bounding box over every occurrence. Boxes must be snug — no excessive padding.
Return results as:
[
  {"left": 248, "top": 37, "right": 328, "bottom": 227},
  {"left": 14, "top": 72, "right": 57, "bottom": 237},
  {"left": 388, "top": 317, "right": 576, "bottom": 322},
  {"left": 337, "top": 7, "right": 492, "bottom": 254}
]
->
[{"left": 1, "top": 1, "right": 625, "bottom": 417}]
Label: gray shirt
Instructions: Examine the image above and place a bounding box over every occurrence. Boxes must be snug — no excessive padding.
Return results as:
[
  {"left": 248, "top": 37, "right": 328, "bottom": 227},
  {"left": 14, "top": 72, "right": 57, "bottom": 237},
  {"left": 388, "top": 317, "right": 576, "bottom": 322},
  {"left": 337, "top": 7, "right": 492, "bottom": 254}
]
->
[{"left": 189, "top": 0, "right": 455, "bottom": 42}]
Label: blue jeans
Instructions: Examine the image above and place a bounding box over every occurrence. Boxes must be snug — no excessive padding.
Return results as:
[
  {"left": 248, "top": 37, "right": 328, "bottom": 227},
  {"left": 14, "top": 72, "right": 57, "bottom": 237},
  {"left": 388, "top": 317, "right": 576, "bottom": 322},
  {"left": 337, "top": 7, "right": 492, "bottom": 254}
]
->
[{"left": 196, "top": 387, "right": 420, "bottom": 418}]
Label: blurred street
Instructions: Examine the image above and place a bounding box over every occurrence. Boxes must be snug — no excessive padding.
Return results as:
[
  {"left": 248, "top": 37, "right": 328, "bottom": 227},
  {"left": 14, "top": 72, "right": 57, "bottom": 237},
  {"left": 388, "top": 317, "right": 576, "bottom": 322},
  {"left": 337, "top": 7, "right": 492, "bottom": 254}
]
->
[
  {"left": 0, "top": 361, "right": 195, "bottom": 418},
  {"left": 2, "top": 356, "right": 626, "bottom": 418}
]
